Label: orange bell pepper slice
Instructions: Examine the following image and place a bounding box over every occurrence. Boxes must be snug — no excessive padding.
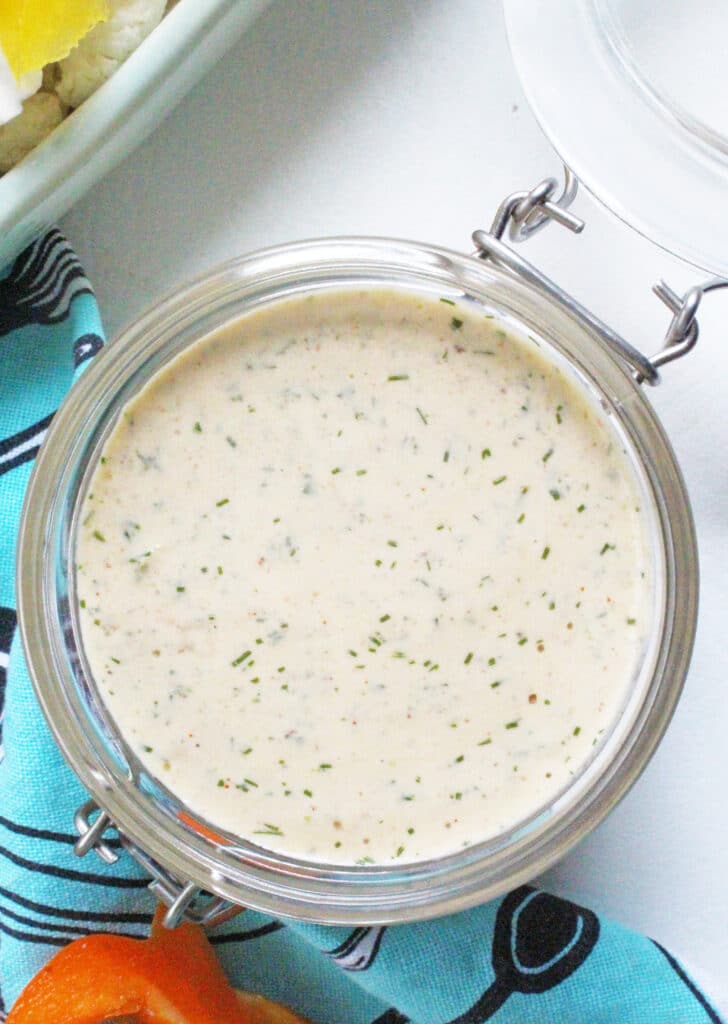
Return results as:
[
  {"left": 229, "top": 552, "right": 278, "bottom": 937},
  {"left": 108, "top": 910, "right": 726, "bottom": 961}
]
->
[{"left": 7, "top": 905, "right": 308, "bottom": 1024}]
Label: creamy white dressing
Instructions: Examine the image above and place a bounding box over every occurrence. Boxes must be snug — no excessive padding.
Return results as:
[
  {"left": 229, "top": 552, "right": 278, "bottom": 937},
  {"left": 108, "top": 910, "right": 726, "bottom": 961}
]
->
[{"left": 76, "top": 289, "right": 653, "bottom": 865}]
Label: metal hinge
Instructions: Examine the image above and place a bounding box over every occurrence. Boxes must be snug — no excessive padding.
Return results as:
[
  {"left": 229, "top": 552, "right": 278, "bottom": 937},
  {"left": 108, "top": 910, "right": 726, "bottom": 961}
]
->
[
  {"left": 473, "top": 167, "right": 726, "bottom": 385},
  {"left": 73, "top": 798, "right": 243, "bottom": 929}
]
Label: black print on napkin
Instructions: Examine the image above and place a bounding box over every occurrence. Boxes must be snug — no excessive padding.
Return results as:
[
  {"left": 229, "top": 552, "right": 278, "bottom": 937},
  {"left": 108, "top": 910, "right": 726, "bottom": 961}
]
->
[
  {"left": 370, "top": 1009, "right": 409, "bottom": 1024},
  {"left": 0, "top": 412, "right": 54, "bottom": 478},
  {"left": 446, "top": 886, "right": 600, "bottom": 1023},
  {"left": 0, "top": 229, "right": 92, "bottom": 337},
  {"left": 0, "top": 607, "right": 17, "bottom": 758},
  {"left": 73, "top": 332, "right": 103, "bottom": 370},
  {"left": 327, "top": 926, "right": 387, "bottom": 971}
]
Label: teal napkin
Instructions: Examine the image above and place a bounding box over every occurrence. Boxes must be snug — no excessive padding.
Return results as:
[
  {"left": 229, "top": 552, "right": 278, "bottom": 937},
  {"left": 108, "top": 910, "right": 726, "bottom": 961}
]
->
[{"left": 0, "top": 230, "right": 722, "bottom": 1023}]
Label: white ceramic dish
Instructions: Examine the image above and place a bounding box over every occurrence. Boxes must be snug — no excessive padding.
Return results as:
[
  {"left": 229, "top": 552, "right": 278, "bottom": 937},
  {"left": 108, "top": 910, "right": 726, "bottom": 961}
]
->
[{"left": 0, "top": 0, "right": 271, "bottom": 271}]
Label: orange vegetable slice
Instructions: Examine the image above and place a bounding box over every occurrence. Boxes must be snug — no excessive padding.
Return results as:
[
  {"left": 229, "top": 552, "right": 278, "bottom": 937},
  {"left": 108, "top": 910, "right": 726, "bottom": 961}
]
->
[
  {"left": 0, "top": 1, "right": 109, "bottom": 81},
  {"left": 7, "top": 905, "right": 309, "bottom": 1024}
]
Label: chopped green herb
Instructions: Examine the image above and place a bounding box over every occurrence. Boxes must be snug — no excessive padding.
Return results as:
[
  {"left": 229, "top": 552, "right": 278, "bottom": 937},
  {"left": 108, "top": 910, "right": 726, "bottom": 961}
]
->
[
  {"left": 92, "top": 529, "right": 106, "bottom": 542},
  {"left": 464, "top": 652, "right": 474, "bottom": 665},
  {"left": 450, "top": 317, "right": 464, "bottom": 330},
  {"left": 254, "top": 824, "right": 284, "bottom": 836},
  {"left": 541, "top": 546, "right": 551, "bottom": 560},
  {"left": 387, "top": 374, "right": 409, "bottom": 382},
  {"left": 216, "top": 498, "right": 230, "bottom": 507},
  {"left": 493, "top": 475, "right": 507, "bottom": 485},
  {"left": 416, "top": 407, "right": 429, "bottom": 426},
  {"left": 193, "top": 421, "right": 202, "bottom": 433}
]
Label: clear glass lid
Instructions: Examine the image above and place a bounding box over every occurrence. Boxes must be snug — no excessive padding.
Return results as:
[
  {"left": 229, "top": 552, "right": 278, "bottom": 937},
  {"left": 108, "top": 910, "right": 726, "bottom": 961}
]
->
[{"left": 504, "top": 0, "right": 728, "bottom": 277}]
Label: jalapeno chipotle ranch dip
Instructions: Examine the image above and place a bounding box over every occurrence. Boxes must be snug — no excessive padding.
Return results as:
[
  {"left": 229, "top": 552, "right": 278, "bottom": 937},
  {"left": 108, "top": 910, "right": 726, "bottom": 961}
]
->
[{"left": 75, "top": 289, "right": 653, "bottom": 865}]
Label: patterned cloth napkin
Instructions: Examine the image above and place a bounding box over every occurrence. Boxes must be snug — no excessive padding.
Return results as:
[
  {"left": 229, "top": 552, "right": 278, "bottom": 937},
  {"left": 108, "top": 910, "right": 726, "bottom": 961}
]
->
[{"left": 0, "top": 230, "right": 722, "bottom": 1022}]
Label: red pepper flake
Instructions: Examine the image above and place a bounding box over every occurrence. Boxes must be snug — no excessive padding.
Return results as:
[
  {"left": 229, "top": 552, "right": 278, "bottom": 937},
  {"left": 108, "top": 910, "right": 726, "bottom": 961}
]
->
[{"left": 528, "top": 693, "right": 537, "bottom": 704}]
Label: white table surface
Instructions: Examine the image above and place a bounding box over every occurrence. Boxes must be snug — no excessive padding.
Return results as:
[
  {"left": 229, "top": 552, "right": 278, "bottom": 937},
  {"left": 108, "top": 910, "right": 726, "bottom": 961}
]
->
[{"left": 61, "top": 0, "right": 728, "bottom": 1013}]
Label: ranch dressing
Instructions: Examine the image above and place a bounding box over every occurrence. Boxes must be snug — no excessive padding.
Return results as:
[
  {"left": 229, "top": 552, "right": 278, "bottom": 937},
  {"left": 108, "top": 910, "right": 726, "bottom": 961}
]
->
[{"left": 76, "top": 289, "right": 653, "bottom": 865}]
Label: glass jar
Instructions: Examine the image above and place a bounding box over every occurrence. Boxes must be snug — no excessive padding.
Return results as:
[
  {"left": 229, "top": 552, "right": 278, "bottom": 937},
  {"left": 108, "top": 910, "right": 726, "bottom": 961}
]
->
[{"left": 17, "top": 231, "right": 698, "bottom": 926}]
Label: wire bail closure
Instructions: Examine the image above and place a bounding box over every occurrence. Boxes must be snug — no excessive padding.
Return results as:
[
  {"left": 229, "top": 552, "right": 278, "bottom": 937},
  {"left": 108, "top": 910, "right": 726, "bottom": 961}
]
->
[{"left": 474, "top": 167, "right": 726, "bottom": 386}]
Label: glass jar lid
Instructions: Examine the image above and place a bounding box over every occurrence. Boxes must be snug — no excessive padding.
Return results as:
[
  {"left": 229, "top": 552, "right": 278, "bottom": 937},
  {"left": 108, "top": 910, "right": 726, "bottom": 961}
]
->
[{"left": 504, "top": 0, "right": 728, "bottom": 277}]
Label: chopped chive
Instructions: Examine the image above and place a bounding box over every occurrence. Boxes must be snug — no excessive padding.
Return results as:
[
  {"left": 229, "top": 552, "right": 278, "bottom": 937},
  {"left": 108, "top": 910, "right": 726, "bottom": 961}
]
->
[
  {"left": 254, "top": 824, "right": 284, "bottom": 836},
  {"left": 505, "top": 720, "right": 519, "bottom": 729},
  {"left": 379, "top": 613, "right": 391, "bottom": 623},
  {"left": 331, "top": 467, "right": 341, "bottom": 475},
  {"left": 387, "top": 374, "right": 409, "bottom": 382},
  {"left": 92, "top": 529, "right": 106, "bottom": 542},
  {"left": 541, "top": 546, "right": 551, "bottom": 560},
  {"left": 542, "top": 448, "right": 554, "bottom": 463},
  {"left": 216, "top": 498, "right": 230, "bottom": 507},
  {"left": 493, "top": 475, "right": 507, "bottom": 485},
  {"left": 600, "top": 543, "right": 616, "bottom": 555},
  {"left": 416, "top": 407, "right": 429, "bottom": 425},
  {"left": 193, "top": 421, "right": 202, "bottom": 433},
  {"left": 464, "top": 652, "right": 474, "bottom": 665},
  {"left": 549, "top": 489, "right": 561, "bottom": 501},
  {"left": 440, "top": 297, "right": 455, "bottom": 306},
  {"left": 450, "top": 317, "right": 464, "bottom": 330},
  {"left": 481, "top": 448, "right": 491, "bottom": 459},
  {"left": 577, "top": 504, "right": 586, "bottom": 513},
  {"left": 231, "top": 651, "right": 252, "bottom": 667}
]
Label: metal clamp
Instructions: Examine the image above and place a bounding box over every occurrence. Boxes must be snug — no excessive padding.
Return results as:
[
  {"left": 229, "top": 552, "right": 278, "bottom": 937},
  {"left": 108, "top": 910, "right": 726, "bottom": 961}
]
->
[
  {"left": 74, "top": 798, "right": 119, "bottom": 865},
  {"left": 73, "top": 797, "right": 243, "bottom": 929},
  {"left": 475, "top": 167, "right": 727, "bottom": 385}
]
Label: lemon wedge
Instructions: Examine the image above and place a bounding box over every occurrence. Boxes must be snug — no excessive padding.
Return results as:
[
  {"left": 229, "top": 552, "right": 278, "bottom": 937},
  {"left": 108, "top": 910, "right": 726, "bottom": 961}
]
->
[{"left": 0, "top": 1, "right": 109, "bottom": 81}]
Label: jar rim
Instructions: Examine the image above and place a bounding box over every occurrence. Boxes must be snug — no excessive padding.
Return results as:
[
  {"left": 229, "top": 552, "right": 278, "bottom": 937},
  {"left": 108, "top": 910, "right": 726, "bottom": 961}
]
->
[{"left": 17, "top": 235, "right": 698, "bottom": 923}]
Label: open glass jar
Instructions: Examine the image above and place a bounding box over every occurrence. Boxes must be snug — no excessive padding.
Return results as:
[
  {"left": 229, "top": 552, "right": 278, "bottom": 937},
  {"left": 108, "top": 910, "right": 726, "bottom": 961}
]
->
[{"left": 17, "top": 207, "right": 700, "bottom": 927}]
